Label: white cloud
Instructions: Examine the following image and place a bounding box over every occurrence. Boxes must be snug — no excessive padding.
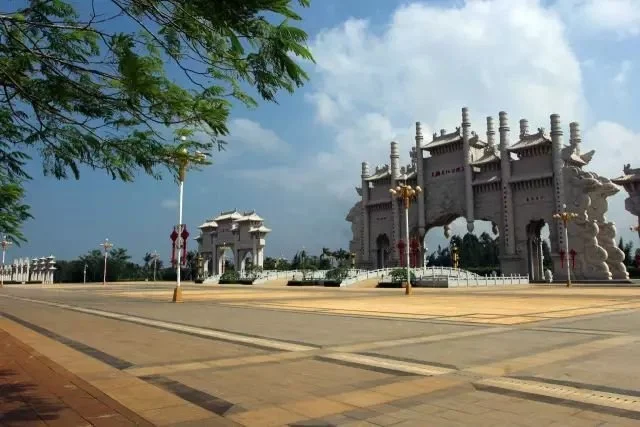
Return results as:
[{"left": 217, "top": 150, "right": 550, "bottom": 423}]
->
[
  {"left": 161, "top": 199, "right": 178, "bottom": 209},
  {"left": 558, "top": 0, "right": 640, "bottom": 38},
  {"left": 238, "top": 0, "right": 640, "bottom": 251},
  {"left": 226, "top": 118, "right": 289, "bottom": 153},
  {"left": 245, "top": 0, "right": 586, "bottom": 200},
  {"left": 584, "top": 121, "right": 640, "bottom": 235},
  {"left": 613, "top": 60, "right": 632, "bottom": 85}
]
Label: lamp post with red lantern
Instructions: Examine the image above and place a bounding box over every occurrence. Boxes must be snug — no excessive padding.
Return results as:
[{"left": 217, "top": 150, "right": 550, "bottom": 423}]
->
[
  {"left": 553, "top": 204, "right": 578, "bottom": 287},
  {"left": 167, "top": 136, "right": 210, "bottom": 303},
  {"left": 389, "top": 183, "right": 422, "bottom": 295}
]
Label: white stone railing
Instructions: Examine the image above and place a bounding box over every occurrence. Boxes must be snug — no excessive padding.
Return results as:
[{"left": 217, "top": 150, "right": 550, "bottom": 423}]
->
[
  {"left": 444, "top": 275, "right": 530, "bottom": 287},
  {"left": 202, "top": 269, "right": 332, "bottom": 285},
  {"left": 200, "top": 267, "right": 526, "bottom": 287},
  {"left": 340, "top": 266, "right": 480, "bottom": 287}
]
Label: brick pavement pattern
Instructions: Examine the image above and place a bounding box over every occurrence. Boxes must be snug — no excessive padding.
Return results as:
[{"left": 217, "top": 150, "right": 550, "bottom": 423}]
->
[
  {"left": 2, "top": 284, "right": 640, "bottom": 426},
  {"left": 0, "top": 329, "right": 153, "bottom": 426}
]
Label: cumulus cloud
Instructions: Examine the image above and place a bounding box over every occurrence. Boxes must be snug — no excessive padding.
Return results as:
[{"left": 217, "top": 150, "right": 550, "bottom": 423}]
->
[
  {"left": 558, "top": 0, "right": 640, "bottom": 38},
  {"left": 226, "top": 118, "right": 289, "bottom": 153},
  {"left": 245, "top": 0, "right": 586, "bottom": 200},
  {"left": 238, "top": 0, "right": 639, "bottom": 249}
]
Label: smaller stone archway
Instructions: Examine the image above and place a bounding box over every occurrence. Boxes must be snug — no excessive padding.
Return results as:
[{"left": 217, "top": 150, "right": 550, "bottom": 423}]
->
[
  {"left": 375, "top": 234, "right": 391, "bottom": 269},
  {"left": 238, "top": 250, "right": 255, "bottom": 274},
  {"left": 526, "top": 219, "right": 547, "bottom": 282}
]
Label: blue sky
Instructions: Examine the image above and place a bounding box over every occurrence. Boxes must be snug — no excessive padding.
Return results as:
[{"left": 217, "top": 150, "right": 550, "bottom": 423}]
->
[{"left": 10, "top": 0, "right": 640, "bottom": 264}]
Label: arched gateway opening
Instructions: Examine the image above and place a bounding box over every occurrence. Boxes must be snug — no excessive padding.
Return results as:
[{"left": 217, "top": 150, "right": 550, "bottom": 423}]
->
[
  {"left": 526, "top": 220, "right": 550, "bottom": 282},
  {"left": 375, "top": 234, "right": 391, "bottom": 269}
]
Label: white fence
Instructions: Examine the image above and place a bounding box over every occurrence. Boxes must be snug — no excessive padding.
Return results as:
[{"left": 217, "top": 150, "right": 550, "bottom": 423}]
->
[
  {"left": 201, "top": 267, "right": 528, "bottom": 288},
  {"left": 440, "top": 275, "right": 529, "bottom": 287},
  {"left": 340, "top": 266, "right": 480, "bottom": 287},
  {"left": 204, "top": 269, "right": 331, "bottom": 285}
]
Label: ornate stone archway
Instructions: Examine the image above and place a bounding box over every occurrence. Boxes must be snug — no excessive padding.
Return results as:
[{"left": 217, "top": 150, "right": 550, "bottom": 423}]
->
[
  {"left": 347, "top": 107, "right": 627, "bottom": 281},
  {"left": 197, "top": 210, "right": 271, "bottom": 276}
]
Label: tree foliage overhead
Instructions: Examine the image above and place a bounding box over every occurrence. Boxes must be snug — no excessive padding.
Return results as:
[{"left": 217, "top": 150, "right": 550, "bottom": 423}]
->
[{"left": 0, "top": 0, "right": 313, "bottom": 240}]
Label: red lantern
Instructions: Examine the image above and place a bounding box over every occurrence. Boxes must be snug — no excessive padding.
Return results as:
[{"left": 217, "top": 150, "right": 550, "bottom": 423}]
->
[
  {"left": 569, "top": 249, "right": 577, "bottom": 269},
  {"left": 170, "top": 227, "right": 179, "bottom": 265},
  {"left": 410, "top": 239, "right": 420, "bottom": 267},
  {"left": 397, "top": 240, "right": 405, "bottom": 267},
  {"left": 180, "top": 225, "right": 190, "bottom": 266},
  {"left": 559, "top": 249, "right": 565, "bottom": 268}
]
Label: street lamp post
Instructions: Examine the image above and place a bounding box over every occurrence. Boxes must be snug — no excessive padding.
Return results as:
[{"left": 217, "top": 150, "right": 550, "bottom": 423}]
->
[
  {"left": 553, "top": 203, "right": 578, "bottom": 287},
  {"left": 389, "top": 183, "right": 422, "bottom": 295},
  {"left": 83, "top": 263, "right": 87, "bottom": 285},
  {"left": 451, "top": 244, "right": 460, "bottom": 269},
  {"left": 1, "top": 235, "right": 12, "bottom": 288},
  {"left": 100, "top": 238, "right": 113, "bottom": 285},
  {"left": 151, "top": 250, "right": 159, "bottom": 281},
  {"left": 170, "top": 136, "right": 210, "bottom": 303}
]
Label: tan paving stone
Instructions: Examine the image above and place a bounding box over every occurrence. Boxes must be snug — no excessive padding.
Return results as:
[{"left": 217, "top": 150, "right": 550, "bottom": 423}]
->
[
  {"left": 329, "top": 390, "right": 396, "bottom": 407},
  {"left": 139, "top": 403, "right": 216, "bottom": 426},
  {"left": 228, "top": 405, "right": 304, "bottom": 426},
  {"left": 287, "top": 397, "right": 356, "bottom": 418}
]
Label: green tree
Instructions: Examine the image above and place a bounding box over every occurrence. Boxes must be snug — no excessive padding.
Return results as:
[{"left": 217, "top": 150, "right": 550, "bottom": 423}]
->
[{"left": 0, "top": 0, "right": 314, "bottom": 241}]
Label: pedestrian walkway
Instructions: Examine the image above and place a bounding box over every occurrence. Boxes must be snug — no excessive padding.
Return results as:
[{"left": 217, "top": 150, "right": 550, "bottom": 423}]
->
[{"left": 0, "top": 329, "right": 153, "bottom": 426}]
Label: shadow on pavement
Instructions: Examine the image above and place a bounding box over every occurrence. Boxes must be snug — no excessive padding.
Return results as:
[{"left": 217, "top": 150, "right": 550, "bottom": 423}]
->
[{"left": 0, "top": 368, "right": 64, "bottom": 424}]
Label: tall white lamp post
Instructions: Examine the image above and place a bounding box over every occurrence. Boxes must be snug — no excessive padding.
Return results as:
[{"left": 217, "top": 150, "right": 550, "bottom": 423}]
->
[
  {"left": 170, "top": 135, "right": 210, "bottom": 303},
  {"left": 151, "top": 250, "right": 159, "bottom": 281},
  {"left": 389, "top": 183, "right": 422, "bottom": 295},
  {"left": 553, "top": 204, "right": 578, "bottom": 287},
  {"left": 100, "top": 238, "right": 113, "bottom": 285},
  {"left": 83, "top": 263, "right": 87, "bottom": 285},
  {"left": 1, "top": 235, "right": 12, "bottom": 287}
]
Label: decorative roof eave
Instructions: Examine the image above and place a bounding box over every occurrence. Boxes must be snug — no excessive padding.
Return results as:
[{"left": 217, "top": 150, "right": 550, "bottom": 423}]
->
[
  {"left": 249, "top": 226, "right": 272, "bottom": 234},
  {"left": 507, "top": 128, "right": 552, "bottom": 152},
  {"left": 566, "top": 154, "right": 587, "bottom": 167},
  {"left": 364, "top": 170, "right": 391, "bottom": 181},
  {"left": 198, "top": 220, "right": 218, "bottom": 229},
  {"left": 470, "top": 151, "right": 501, "bottom": 166},
  {"left": 423, "top": 127, "right": 463, "bottom": 150},
  {"left": 234, "top": 213, "right": 264, "bottom": 222},
  {"left": 396, "top": 171, "right": 417, "bottom": 181},
  {"left": 469, "top": 133, "right": 487, "bottom": 149},
  {"left": 612, "top": 174, "right": 640, "bottom": 185},
  {"left": 213, "top": 209, "right": 243, "bottom": 221}
]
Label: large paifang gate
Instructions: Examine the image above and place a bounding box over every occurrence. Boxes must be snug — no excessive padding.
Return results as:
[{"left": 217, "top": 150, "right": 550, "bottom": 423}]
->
[{"left": 346, "top": 107, "right": 628, "bottom": 281}]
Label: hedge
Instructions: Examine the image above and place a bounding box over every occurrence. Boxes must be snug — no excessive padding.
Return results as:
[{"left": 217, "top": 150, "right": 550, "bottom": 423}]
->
[
  {"left": 287, "top": 280, "right": 342, "bottom": 287},
  {"left": 219, "top": 279, "right": 254, "bottom": 285}
]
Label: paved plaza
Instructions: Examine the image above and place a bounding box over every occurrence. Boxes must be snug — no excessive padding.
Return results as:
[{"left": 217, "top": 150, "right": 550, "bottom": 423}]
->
[{"left": 1, "top": 283, "right": 640, "bottom": 426}]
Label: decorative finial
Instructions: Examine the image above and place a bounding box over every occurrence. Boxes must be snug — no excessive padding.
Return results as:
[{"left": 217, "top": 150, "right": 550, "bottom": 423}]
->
[
  {"left": 499, "top": 111, "right": 509, "bottom": 130},
  {"left": 519, "top": 119, "right": 529, "bottom": 138},
  {"left": 486, "top": 116, "right": 496, "bottom": 147},
  {"left": 440, "top": 129, "right": 446, "bottom": 136},
  {"left": 390, "top": 141, "right": 399, "bottom": 157},
  {"left": 462, "top": 107, "right": 470, "bottom": 126},
  {"left": 569, "top": 122, "right": 581, "bottom": 148},
  {"left": 361, "top": 161, "right": 370, "bottom": 177},
  {"left": 550, "top": 114, "right": 562, "bottom": 135}
]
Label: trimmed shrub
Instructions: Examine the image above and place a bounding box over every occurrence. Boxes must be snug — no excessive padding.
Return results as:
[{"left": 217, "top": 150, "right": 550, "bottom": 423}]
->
[{"left": 390, "top": 268, "right": 416, "bottom": 283}]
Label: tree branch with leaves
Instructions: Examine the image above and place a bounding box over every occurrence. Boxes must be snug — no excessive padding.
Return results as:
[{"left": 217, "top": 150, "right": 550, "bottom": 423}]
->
[{"left": 0, "top": 0, "right": 314, "bottom": 241}]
